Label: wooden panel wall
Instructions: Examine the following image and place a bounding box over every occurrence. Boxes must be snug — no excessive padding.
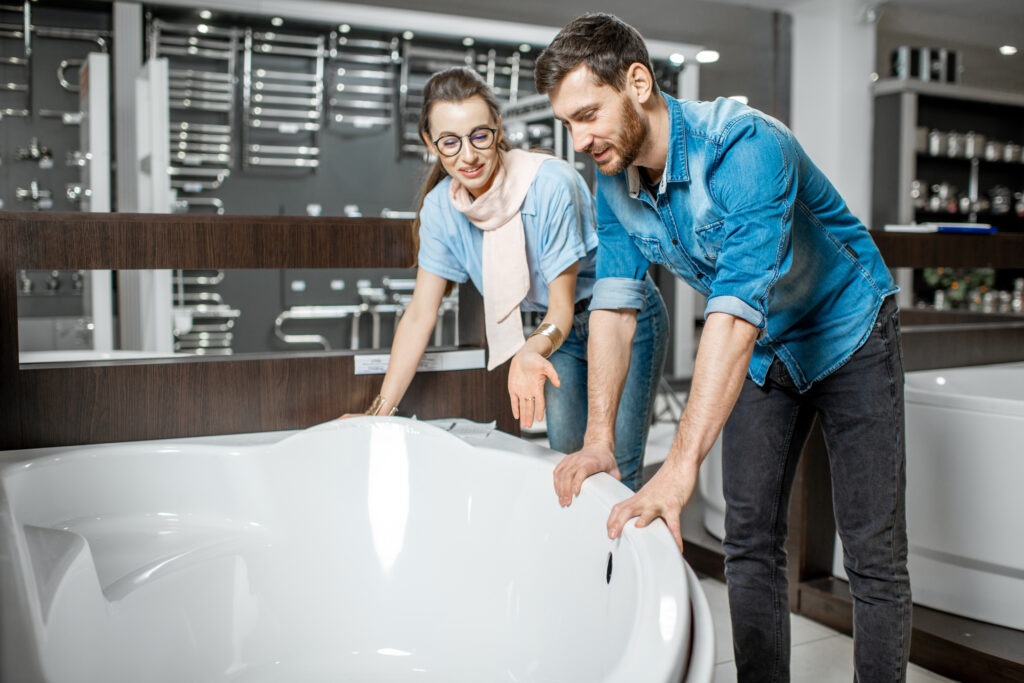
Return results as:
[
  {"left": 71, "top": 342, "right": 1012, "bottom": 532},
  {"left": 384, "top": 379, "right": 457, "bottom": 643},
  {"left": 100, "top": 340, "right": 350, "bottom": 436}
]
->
[
  {"left": 1, "top": 213, "right": 516, "bottom": 450},
  {"left": 869, "top": 231, "right": 1024, "bottom": 269}
]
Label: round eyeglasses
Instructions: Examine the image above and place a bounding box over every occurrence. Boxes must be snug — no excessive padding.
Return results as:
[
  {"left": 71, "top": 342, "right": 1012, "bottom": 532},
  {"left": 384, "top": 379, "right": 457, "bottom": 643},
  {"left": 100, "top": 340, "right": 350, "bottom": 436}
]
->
[{"left": 431, "top": 127, "right": 498, "bottom": 157}]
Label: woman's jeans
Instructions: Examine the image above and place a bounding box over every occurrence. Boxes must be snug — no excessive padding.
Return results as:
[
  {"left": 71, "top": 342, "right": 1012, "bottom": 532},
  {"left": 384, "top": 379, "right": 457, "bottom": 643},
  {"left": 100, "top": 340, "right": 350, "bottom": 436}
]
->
[
  {"left": 543, "top": 277, "right": 669, "bottom": 491},
  {"left": 722, "top": 296, "right": 911, "bottom": 682}
]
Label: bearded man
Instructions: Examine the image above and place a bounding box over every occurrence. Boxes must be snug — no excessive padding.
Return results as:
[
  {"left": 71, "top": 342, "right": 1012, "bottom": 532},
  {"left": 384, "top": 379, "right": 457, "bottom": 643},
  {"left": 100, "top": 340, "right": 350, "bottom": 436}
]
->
[{"left": 535, "top": 12, "right": 911, "bottom": 683}]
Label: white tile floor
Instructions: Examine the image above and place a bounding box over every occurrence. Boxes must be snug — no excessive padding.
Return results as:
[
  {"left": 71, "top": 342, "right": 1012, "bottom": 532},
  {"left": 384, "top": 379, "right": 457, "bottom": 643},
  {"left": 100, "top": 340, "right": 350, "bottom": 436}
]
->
[{"left": 697, "top": 576, "right": 953, "bottom": 682}]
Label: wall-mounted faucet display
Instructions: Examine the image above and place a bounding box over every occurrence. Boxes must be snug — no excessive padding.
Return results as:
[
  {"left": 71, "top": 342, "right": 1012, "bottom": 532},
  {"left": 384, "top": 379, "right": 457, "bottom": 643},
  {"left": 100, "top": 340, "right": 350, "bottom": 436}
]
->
[
  {"left": 15, "top": 179, "right": 52, "bottom": 209},
  {"left": 16, "top": 136, "right": 52, "bottom": 166}
]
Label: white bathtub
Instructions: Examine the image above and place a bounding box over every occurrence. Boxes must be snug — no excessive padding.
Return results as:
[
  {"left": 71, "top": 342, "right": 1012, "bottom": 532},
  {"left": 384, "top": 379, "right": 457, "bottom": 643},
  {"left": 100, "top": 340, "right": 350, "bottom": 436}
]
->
[
  {"left": 0, "top": 418, "right": 714, "bottom": 683},
  {"left": 833, "top": 362, "right": 1024, "bottom": 631}
]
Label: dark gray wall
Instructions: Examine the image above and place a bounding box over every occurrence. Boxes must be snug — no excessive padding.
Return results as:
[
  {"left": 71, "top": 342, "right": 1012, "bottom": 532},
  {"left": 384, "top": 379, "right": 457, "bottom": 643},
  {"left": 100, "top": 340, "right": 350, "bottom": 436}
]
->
[
  {"left": 208, "top": 129, "right": 428, "bottom": 217},
  {"left": 140, "top": 1, "right": 794, "bottom": 219},
  {"left": 370, "top": 0, "right": 792, "bottom": 120}
]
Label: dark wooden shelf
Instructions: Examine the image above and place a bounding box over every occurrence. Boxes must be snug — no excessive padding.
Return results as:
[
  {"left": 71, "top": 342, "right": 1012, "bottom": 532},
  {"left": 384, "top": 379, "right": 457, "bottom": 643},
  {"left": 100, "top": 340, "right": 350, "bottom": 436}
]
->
[
  {"left": 916, "top": 153, "right": 1024, "bottom": 168},
  {"left": 869, "top": 230, "right": 1024, "bottom": 268}
]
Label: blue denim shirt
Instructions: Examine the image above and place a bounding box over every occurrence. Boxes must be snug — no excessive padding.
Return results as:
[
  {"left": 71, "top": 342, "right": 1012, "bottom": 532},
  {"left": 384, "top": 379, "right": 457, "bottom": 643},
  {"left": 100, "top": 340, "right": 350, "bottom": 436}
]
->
[{"left": 593, "top": 94, "right": 897, "bottom": 391}]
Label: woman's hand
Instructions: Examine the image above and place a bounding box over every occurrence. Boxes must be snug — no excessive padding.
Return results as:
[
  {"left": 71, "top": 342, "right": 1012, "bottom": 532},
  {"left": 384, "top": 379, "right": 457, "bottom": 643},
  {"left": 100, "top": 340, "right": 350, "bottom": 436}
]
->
[{"left": 508, "top": 348, "right": 560, "bottom": 429}]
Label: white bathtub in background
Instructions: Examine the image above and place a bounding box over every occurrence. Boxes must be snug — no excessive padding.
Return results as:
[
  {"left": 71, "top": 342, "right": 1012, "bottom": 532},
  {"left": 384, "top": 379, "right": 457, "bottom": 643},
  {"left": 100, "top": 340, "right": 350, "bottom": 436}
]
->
[
  {"left": 833, "top": 362, "right": 1024, "bottom": 631},
  {"left": 0, "top": 418, "right": 713, "bottom": 683},
  {"left": 697, "top": 436, "right": 726, "bottom": 541}
]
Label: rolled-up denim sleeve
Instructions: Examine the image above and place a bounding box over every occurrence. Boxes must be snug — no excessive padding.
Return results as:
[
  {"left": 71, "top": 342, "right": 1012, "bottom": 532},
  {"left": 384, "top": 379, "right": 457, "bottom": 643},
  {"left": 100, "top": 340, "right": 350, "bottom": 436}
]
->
[
  {"left": 706, "top": 116, "right": 797, "bottom": 329},
  {"left": 590, "top": 187, "right": 650, "bottom": 311}
]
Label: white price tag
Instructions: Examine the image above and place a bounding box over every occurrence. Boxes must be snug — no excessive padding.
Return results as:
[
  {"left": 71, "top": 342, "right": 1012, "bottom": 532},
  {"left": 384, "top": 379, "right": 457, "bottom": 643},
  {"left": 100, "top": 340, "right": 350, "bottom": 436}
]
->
[{"left": 353, "top": 349, "right": 485, "bottom": 376}]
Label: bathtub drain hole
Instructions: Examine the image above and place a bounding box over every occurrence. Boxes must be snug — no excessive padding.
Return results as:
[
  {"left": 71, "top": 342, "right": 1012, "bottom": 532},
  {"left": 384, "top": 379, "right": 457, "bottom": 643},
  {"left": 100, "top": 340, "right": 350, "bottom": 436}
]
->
[{"left": 606, "top": 551, "right": 613, "bottom": 584}]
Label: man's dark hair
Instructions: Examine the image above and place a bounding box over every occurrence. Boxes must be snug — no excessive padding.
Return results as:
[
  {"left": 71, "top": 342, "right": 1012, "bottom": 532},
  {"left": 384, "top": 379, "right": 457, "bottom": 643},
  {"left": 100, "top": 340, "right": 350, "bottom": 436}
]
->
[{"left": 534, "top": 13, "right": 659, "bottom": 96}]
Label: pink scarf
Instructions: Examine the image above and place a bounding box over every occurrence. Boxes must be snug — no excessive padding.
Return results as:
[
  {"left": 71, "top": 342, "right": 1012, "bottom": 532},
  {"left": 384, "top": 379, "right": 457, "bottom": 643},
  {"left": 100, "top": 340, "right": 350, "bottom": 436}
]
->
[{"left": 450, "top": 149, "right": 550, "bottom": 370}]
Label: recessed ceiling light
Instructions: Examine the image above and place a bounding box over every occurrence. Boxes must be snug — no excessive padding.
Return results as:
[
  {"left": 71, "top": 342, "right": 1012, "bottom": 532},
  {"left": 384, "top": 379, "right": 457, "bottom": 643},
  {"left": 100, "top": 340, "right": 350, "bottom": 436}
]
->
[
  {"left": 462, "top": 37, "right": 474, "bottom": 47},
  {"left": 403, "top": 30, "right": 415, "bottom": 40},
  {"left": 198, "top": 9, "right": 211, "bottom": 20},
  {"left": 339, "top": 24, "right": 351, "bottom": 34},
  {"left": 270, "top": 16, "right": 284, "bottom": 27},
  {"left": 196, "top": 24, "right": 209, "bottom": 34},
  {"left": 999, "top": 45, "right": 1018, "bottom": 56},
  {"left": 696, "top": 49, "right": 720, "bottom": 64},
  {"left": 728, "top": 95, "right": 748, "bottom": 105},
  {"left": 518, "top": 44, "right": 531, "bottom": 53},
  {"left": 669, "top": 53, "right": 685, "bottom": 66}
]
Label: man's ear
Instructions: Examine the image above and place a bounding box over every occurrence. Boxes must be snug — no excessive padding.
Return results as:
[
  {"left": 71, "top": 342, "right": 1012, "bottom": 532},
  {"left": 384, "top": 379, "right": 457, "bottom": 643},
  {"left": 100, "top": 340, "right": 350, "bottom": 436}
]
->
[{"left": 626, "top": 62, "right": 654, "bottom": 104}]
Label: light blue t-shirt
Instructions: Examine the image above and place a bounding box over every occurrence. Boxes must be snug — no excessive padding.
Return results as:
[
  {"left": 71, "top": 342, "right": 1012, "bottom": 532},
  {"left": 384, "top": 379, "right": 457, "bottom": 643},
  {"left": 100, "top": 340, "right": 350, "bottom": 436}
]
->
[{"left": 417, "top": 156, "right": 598, "bottom": 312}]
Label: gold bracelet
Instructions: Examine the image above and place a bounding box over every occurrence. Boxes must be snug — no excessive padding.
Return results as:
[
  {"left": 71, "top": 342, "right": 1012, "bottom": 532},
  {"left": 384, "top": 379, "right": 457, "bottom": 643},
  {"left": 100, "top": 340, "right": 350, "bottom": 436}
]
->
[
  {"left": 366, "top": 394, "right": 399, "bottom": 416},
  {"left": 528, "top": 322, "right": 565, "bottom": 358}
]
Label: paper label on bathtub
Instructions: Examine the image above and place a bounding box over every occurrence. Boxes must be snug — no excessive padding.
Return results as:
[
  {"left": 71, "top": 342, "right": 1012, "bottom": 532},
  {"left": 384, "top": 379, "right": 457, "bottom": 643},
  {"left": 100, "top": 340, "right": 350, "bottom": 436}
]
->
[{"left": 353, "top": 349, "right": 486, "bottom": 375}]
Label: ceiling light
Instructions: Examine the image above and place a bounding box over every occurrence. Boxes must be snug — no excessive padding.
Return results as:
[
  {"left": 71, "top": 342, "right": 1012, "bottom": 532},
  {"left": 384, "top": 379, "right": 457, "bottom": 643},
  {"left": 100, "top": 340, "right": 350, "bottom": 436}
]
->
[
  {"left": 339, "top": 23, "right": 351, "bottom": 33},
  {"left": 403, "top": 30, "right": 415, "bottom": 40},
  {"left": 999, "top": 45, "right": 1018, "bottom": 56},
  {"left": 519, "top": 44, "right": 531, "bottom": 53},
  {"left": 462, "top": 37, "right": 474, "bottom": 47},
  {"left": 696, "top": 49, "right": 720, "bottom": 64},
  {"left": 270, "top": 17, "right": 284, "bottom": 27},
  {"left": 198, "top": 9, "right": 211, "bottom": 20},
  {"left": 196, "top": 24, "right": 209, "bottom": 34},
  {"left": 668, "top": 53, "right": 685, "bottom": 66},
  {"left": 728, "top": 95, "right": 748, "bottom": 105}
]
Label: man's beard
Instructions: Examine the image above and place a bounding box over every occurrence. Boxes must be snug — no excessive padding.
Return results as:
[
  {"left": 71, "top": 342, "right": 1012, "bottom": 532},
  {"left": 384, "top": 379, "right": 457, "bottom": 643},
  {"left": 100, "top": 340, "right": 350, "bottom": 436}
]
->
[{"left": 593, "top": 95, "right": 647, "bottom": 176}]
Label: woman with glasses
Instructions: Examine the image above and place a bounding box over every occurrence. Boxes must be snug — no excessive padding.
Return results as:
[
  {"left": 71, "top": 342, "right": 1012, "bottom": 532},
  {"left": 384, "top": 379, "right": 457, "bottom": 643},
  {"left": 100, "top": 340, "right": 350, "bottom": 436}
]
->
[{"left": 353, "top": 66, "right": 668, "bottom": 492}]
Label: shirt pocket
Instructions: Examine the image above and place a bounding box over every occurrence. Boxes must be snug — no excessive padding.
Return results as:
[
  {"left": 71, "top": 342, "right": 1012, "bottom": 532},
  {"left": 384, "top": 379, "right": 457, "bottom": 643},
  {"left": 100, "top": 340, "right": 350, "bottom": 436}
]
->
[
  {"left": 695, "top": 219, "right": 726, "bottom": 264},
  {"left": 627, "top": 234, "right": 667, "bottom": 265}
]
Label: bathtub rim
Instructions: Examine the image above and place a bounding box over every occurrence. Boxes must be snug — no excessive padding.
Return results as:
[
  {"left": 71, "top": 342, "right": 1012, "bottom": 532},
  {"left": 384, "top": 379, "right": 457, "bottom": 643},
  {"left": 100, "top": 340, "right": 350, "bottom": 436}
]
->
[
  {"left": 0, "top": 417, "right": 701, "bottom": 683},
  {"left": 905, "top": 361, "right": 1024, "bottom": 418}
]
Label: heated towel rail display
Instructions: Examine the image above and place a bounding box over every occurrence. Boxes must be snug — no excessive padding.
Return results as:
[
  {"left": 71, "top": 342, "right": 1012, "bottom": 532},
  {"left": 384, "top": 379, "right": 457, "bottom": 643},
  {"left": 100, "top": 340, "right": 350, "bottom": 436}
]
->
[{"left": 242, "top": 28, "right": 325, "bottom": 170}]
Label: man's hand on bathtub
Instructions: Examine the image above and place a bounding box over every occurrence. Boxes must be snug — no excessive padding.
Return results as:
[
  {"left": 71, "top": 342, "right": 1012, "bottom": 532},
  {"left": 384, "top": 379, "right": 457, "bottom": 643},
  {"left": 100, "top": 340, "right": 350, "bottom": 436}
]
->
[
  {"left": 606, "top": 458, "right": 697, "bottom": 553},
  {"left": 553, "top": 442, "right": 620, "bottom": 507}
]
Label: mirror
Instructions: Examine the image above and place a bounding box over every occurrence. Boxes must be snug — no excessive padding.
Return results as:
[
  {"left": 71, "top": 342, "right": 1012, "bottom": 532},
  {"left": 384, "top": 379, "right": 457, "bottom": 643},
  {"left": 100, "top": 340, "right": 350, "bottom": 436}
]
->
[{"left": 17, "top": 267, "right": 464, "bottom": 364}]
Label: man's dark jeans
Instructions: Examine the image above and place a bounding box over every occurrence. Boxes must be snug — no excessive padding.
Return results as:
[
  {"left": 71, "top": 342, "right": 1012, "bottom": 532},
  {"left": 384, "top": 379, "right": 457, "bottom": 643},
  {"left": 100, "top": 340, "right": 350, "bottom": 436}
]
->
[{"left": 722, "top": 296, "right": 911, "bottom": 682}]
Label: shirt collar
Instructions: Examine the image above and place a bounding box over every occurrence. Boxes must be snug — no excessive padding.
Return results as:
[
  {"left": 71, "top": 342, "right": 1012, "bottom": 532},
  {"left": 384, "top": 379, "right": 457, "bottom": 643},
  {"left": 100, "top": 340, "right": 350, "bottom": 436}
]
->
[{"left": 626, "top": 92, "right": 690, "bottom": 199}]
